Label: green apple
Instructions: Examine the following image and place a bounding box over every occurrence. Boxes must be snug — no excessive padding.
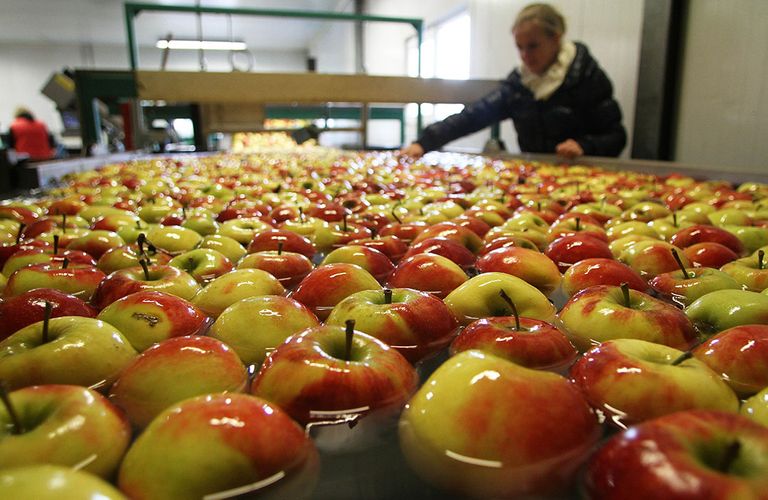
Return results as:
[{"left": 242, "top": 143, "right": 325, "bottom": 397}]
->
[
  {"left": 443, "top": 272, "right": 557, "bottom": 326},
  {"left": 0, "top": 317, "right": 137, "bottom": 390},
  {"left": 145, "top": 226, "right": 202, "bottom": 254},
  {"left": 0, "top": 385, "right": 131, "bottom": 477},
  {"left": 685, "top": 289, "right": 768, "bottom": 335},
  {"left": 720, "top": 250, "right": 768, "bottom": 292},
  {"left": 199, "top": 233, "right": 247, "bottom": 263},
  {"left": 210, "top": 295, "right": 320, "bottom": 365},
  {"left": 399, "top": 350, "right": 601, "bottom": 498},
  {"left": 722, "top": 225, "right": 768, "bottom": 254},
  {"left": 0, "top": 465, "right": 127, "bottom": 499},
  {"left": 168, "top": 248, "right": 234, "bottom": 284},
  {"left": 181, "top": 215, "right": 220, "bottom": 236},
  {"left": 741, "top": 387, "right": 768, "bottom": 427},
  {"left": 192, "top": 268, "right": 285, "bottom": 317},
  {"left": 217, "top": 217, "right": 272, "bottom": 245}
]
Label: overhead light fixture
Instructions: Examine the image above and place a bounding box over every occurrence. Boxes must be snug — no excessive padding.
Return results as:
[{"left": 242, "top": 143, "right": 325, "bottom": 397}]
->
[{"left": 156, "top": 39, "right": 247, "bottom": 51}]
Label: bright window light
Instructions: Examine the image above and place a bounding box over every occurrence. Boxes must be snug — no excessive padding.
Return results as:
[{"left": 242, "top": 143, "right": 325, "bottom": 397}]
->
[{"left": 156, "top": 40, "right": 247, "bottom": 51}]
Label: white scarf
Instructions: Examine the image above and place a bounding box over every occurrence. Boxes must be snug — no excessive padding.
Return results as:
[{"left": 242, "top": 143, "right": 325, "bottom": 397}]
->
[{"left": 520, "top": 40, "right": 577, "bottom": 101}]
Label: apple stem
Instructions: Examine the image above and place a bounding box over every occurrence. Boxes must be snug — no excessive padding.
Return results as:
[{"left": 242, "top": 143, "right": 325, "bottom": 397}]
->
[
  {"left": 139, "top": 258, "right": 151, "bottom": 281},
  {"left": 135, "top": 221, "right": 142, "bottom": 230},
  {"left": 537, "top": 201, "right": 542, "bottom": 212},
  {"left": 15, "top": 223, "right": 25, "bottom": 244},
  {"left": 298, "top": 206, "right": 304, "bottom": 223},
  {"left": 621, "top": 282, "right": 631, "bottom": 308},
  {"left": 575, "top": 217, "right": 581, "bottom": 232},
  {"left": 343, "top": 214, "right": 348, "bottom": 232},
  {"left": 759, "top": 250, "right": 765, "bottom": 270},
  {"left": 518, "top": 176, "right": 526, "bottom": 185},
  {"left": 369, "top": 227, "right": 377, "bottom": 239},
  {"left": 53, "top": 234, "right": 59, "bottom": 255},
  {"left": 42, "top": 301, "right": 53, "bottom": 344},
  {"left": 344, "top": 319, "right": 355, "bottom": 362},
  {"left": 718, "top": 440, "right": 741, "bottom": 473},
  {"left": 499, "top": 289, "right": 520, "bottom": 330},
  {"left": 671, "top": 249, "right": 691, "bottom": 279},
  {"left": 181, "top": 206, "right": 187, "bottom": 219},
  {"left": 670, "top": 350, "right": 693, "bottom": 366},
  {"left": 575, "top": 181, "right": 580, "bottom": 194},
  {"left": 137, "top": 233, "right": 147, "bottom": 256},
  {"left": 384, "top": 288, "right": 392, "bottom": 304},
  {"left": 391, "top": 207, "right": 402, "bottom": 224},
  {"left": 277, "top": 242, "right": 283, "bottom": 255},
  {"left": 62, "top": 257, "right": 69, "bottom": 269},
  {"left": 62, "top": 213, "right": 67, "bottom": 234},
  {"left": 0, "top": 382, "right": 24, "bottom": 435},
  {"left": 672, "top": 211, "right": 678, "bottom": 227}
]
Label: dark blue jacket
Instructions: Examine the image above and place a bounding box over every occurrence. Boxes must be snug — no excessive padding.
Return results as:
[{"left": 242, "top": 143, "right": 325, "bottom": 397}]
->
[{"left": 416, "top": 42, "right": 627, "bottom": 157}]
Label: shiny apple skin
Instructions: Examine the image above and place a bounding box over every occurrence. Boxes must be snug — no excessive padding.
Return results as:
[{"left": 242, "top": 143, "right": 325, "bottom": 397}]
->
[
  {"left": 571, "top": 339, "right": 738, "bottom": 428},
  {"left": 399, "top": 350, "right": 601, "bottom": 498},
  {"left": 0, "top": 288, "right": 97, "bottom": 341},
  {"left": 65, "top": 230, "right": 126, "bottom": 260},
  {"left": 252, "top": 325, "right": 418, "bottom": 426},
  {"left": 402, "top": 237, "right": 476, "bottom": 269},
  {"left": 545, "top": 234, "right": 614, "bottom": 273},
  {"left": 584, "top": 410, "right": 768, "bottom": 500},
  {"left": 2, "top": 247, "right": 97, "bottom": 277},
  {"left": 238, "top": 250, "right": 314, "bottom": 290},
  {"left": 619, "top": 240, "right": 693, "bottom": 280},
  {"left": 0, "top": 465, "right": 127, "bottom": 499},
  {"left": 649, "top": 268, "right": 742, "bottom": 307},
  {"left": 387, "top": 253, "right": 468, "bottom": 299},
  {"left": 669, "top": 224, "right": 746, "bottom": 256},
  {"left": 558, "top": 285, "right": 698, "bottom": 352},
  {"left": 562, "top": 258, "right": 647, "bottom": 297},
  {"left": 118, "top": 394, "right": 319, "bottom": 500},
  {"left": 291, "top": 263, "right": 382, "bottom": 320},
  {"left": 476, "top": 246, "right": 562, "bottom": 296},
  {"left": 109, "top": 336, "right": 247, "bottom": 429},
  {"left": 3, "top": 263, "right": 106, "bottom": 302},
  {"left": 683, "top": 242, "right": 740, "bottom": 268},
  {"left": 411, "top": 222, "right": 483, "bottom": 253},
  {"left": 693, "top": 325, "right": 768, "bottom": 397},
  {"left": 91, "top": 264, "right": 201, "bottom": 310},
  {"left": 247, "top": 229, "right": 317, "bottom": 259},
  {"left": 325, "top": 288, "right": 458, "bottom": 364},
  {"left": 320, "top": 245, "right": 395, "bottom": 284},
  {"left": 451, "top": 316, "right": 577, "bottom": 372},
  {"left": 685, "top": 290, "right": 768, "bottom": 335},
  {"left": 348, "top": 235, "right": 409, "bottom": 264},
  {"left": 191, "top": 268, "right": 286, "bottom": 318},
  {"left": 97, "top": 290, "right": 211, "bottom": 352}
]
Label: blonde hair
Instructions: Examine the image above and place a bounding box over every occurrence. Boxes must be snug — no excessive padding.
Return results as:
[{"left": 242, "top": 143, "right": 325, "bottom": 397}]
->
[{"left": 513, "top": 3, "right": 566, "bottom": 38}]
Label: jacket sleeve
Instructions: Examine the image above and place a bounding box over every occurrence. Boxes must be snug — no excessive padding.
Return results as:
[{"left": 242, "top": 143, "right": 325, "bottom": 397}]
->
[
  {"left": 416, "top": 83, "right": 510, "bottom": 153},
  {"left": 574, "top": 67, "right": 627, "bottom": 157}
]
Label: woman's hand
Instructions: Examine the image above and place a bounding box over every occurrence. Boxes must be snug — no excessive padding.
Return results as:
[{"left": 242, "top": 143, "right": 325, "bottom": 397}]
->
[
  {"left": 399, "top": 142, "right": 425, "bottom": 160},
  {"left": 555, "top": 139, "right": 584, "bottom": 159}
]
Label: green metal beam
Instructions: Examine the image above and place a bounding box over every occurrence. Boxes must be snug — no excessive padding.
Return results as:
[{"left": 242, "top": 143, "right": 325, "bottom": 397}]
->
[{"left": 74, "top": 70, "right": 137, "bottom": 152}]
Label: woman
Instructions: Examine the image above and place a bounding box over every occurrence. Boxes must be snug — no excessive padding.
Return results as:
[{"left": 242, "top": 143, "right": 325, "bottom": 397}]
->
[
  {"left": 401, "top": 3, "right": 626, "bottom": 159},
  {"left": 8, "top": 107, "right": 56, "bottom": 161}
]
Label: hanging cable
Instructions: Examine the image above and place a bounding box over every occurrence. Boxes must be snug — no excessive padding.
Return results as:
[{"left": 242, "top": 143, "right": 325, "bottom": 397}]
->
[
  {"left": 227, "top": 14, "right": 254, "bottom": 72},
  {"left": 196, "top": 0, "right": 207, "bottom": 71}
]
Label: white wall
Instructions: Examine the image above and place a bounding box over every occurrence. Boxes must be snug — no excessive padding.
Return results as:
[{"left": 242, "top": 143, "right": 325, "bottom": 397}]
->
[
  {"left": 0, "top": 41, "right": 307, "bottom": 137},
  {"left": 674, "top": 0, "right": 768, "bottom": 172}
]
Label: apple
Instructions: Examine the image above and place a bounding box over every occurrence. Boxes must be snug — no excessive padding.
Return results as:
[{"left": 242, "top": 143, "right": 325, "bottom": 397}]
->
[
  {"left": 210, "top": 295, "right": 319, "bottom": 366},
  {"left": 237, "top": 245, "right": 314, "bottom": 290},
  {"left": 410, "top": 221, "right": 483, "bottom": 254},
  {"left": 450, "top": 289, "right": 577, "bottom": 373},
  {"left": 291, "top": 263, "right": 382, "bottom": 320},
  {"left": 741, "top": 387, "right": 768, "bottom": 426},
  {"left": 0, "top": 385, "right": 131, "bottom": 478},
  {"left": 584, "top": 410, "right": 768, "bottom": 500},
  {"left": 387, "top": 253, "right": 468, "bottom": 299},
  {"left": 545, "top": 234, "right": 614, "bottom": 273},
  {"left": 0, "top": 465, "right": 127, "bottom": 499},
  {"left": 399, "top": 350, "right": 601, "bottom": 498},
  {"left": 91, "top": 262, "right": 202, "bottom": 310},
  {"left": 649, "top": 249, "right": 742, "bottom": 307},
  {"left": 379, "top": 220, "right": 428, "bottom": 242},
  {"left": 709, "top": 208, "right": 753, "bottom": 226},
  {"left": 199, "top": 233, "right": 247, "bottom": 263},
  {"left": 347, "top": 234, "right": 408, "bottom": 263},
  {"left": 192, "top": 268, "right": 286, "bottom": 318},
  {"left": 685, "top": 289, "right": 768, "bottom": 335},
  {"left": 167, "top": 248, "right": 234, "bottom": 284},
  {"left": 97, "top": 290, "right": 211, "bottom": 352},
  {"left": 144, "top": 225, "right": 202, "bottom": 255},
  {"left": 669, "top": 224, "right": 746, "bottom": 256},
  {"left": 109, "top": 336, "right": 247, "bottom": 429},
  {"left": 619, "top": 239, "right": 691, "bottom": 280},
  {"left": 478, "top": 234, "right": 540, "bottom": 255},
  {"left": 402, "top": 237, "right": 476, "bottom": 270},
  {"left": 571, "top": 339, "right": 739, "bottom": 428},
  {"left": 559, "top": 284, "right": 698, "bottom": 351},
  {"left": 91, "top": 212, "right": 142, "bottom": 232},
  {"left": 608, "top": 234, "right": 658, "bottom": 258},
  {"left": 117, "top": 393, "right": 319, "bottom": 500},
  {"left": 247, "top": 228, "right": 317, "bottom": 259},
  {"left": 692, "top": 324, "right": 768, "bottom": 397},
  {"left": 444, "top": 271, "right": 557, "bottom": 326},
  {"left": 65, "top": 230, "right": 126, "bottom": 260},
  {"left": 97, "top": 238, "right": 173, "bottom": 275},
  {"left": 325, "top": 288, "right": 458, "bottom": 364},
  {"left": 683, "top": 242, "right": 740, "bottom": 268},
  {"left": 252, "top": 321, "right": 417, "bottom": 426},
  {"left": 604, "top": 221, "right": 660, "bottom": 241},
  {"left": 547, "top": 216, "right": 607, "bottom": 243},
  {"left": 181, "top": 214, "right": 220, "bottom": 236},
  {"left": 3, "top": 261, "right": 106, "bottom": 302},
  {"left": 721, "top": 224, "right": 768, "bottom": 254},
  {"left": 0, "top": 288, "right": 96, "bottom": 341},
  {"left": 313, "top": 217, "right": 372, "bottom": 252},
  {"left": 561, "top": 258, "right": 647, "bottom": 297},
  {"left": 475, "top": 246, "right": 561, "bottom": 297},
  {"left": 2, "top": 242, "right": 96, "bottom": 277},
  {"left": 320, "top": 245, "right": 394, "bottom": 284},
  {"left": 0, "top": 316, "right": 137, "bottom": 390},
  {"left": 621, "top": 201, "right": 671, "bottom": 222},
  {"left": 218, "top": 217, "right": 273, "bottom": 245},
  {"left": 720, "top": 249, "right": 768, "bottom": 292}
]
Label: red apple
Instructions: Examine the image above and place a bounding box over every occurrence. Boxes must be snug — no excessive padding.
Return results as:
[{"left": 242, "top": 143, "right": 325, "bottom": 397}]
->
[
  {"left": 246, "top": 228, "right": 317, "bottom": 259},
  {"left": 91, "top": 262, "right": 201, "bottom": 310},
  {"left": 387, "top": 253, "right": 468, "bottom": 299},
  {"left": 0, "top": 289, "right": 96, "bottom": 341},
  {"left": 669, "top": 224, "right": 746, "bottom": 256},
  {"left": 475, "top": 246, "right": 562, "bottom": 296},
  {"left": 545, "top": 234, "right": 614, "bottom": 273},
  {"left": 402, "top": 237, "right": 476, "bottom": 269},
  {"left": 561, "top": 258, "right": 647, "bottom": 297},
  {"left": 291, "top": 263, "right": 382, "bottom": 320},
  {"left": 683, "top": 241, "right": 740, "bottom": 268}
]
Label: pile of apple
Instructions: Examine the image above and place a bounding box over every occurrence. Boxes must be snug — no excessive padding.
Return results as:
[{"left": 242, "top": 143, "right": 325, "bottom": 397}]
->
[{"left": 0, "top": 149, "right": 768, "bottom": 499}]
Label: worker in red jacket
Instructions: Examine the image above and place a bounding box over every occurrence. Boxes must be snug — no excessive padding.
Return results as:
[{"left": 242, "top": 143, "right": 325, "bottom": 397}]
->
[{"left": 8, "top": 107, "right": 56, "bottom": 161}]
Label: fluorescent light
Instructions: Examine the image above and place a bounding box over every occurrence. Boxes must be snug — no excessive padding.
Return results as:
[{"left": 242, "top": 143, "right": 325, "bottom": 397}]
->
[{"left": 156, "top": 40, "right": 247, "bottom": 51}]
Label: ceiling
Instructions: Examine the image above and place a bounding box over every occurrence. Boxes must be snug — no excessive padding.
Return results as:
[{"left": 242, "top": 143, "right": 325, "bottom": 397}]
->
[{"left": 1, "top": 0, "right": 350, "bottom": 50}]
